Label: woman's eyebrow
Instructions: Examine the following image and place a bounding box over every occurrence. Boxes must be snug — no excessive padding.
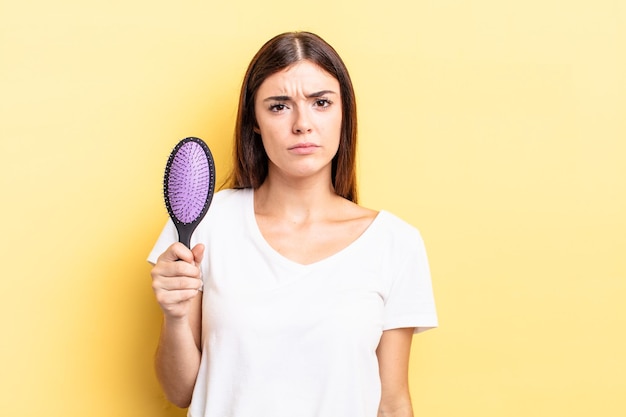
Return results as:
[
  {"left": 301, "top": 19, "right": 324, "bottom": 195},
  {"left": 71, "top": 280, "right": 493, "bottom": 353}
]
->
[
  {"left": 262, "top": 90, "right": 338, "bottom": 102},
  {"left": 307, "top": 90, "right": 337, "bottom": 98}
]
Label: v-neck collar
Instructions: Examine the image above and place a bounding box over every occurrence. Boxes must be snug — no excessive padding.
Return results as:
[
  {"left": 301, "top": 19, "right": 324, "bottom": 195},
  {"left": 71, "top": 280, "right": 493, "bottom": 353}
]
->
[{"left": 243, "top": 188, "right": 385, "bottom": 270}]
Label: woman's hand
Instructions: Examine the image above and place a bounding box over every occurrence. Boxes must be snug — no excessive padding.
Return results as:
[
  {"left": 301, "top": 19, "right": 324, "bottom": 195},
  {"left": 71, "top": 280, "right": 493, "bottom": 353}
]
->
[
  {"left": 151, "top": 242, "right": 205, "bottom": 321},
  {"left": 151, "top": 242, "right": 205, "bottom": 407}
]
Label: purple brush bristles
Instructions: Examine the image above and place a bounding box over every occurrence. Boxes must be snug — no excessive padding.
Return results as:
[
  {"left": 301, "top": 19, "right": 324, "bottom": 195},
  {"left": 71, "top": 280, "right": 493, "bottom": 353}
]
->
[
  {"left": 167, "top": 141, "right": 211, "bottom": 224},
  {"left": 163, "top": 137, "right": 215, "bottom": 248}
]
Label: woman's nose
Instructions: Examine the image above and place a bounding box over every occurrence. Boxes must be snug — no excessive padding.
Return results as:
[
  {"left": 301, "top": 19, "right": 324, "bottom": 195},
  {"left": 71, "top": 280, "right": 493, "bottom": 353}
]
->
[{"left": 292, "top": 109, "right": 313, "bottom": 134}]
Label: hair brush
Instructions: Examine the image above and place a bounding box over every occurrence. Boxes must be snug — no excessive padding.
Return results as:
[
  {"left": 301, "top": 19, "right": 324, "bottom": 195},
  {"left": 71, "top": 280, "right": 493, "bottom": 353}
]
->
[{"left": 163, "top": 137, "right": 216, "bottom": 248}]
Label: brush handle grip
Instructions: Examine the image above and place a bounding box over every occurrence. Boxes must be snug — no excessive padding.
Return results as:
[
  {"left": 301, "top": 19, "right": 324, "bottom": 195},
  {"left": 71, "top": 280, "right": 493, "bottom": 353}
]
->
[{"left": 177, "top": 225, "right": 193, "bottom": 249}]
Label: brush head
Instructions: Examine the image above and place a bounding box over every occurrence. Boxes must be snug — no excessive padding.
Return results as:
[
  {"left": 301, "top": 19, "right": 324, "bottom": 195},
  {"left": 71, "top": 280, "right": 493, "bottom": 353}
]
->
[{"left": 163, "top": 137, "right": 215, "bottom": 246}]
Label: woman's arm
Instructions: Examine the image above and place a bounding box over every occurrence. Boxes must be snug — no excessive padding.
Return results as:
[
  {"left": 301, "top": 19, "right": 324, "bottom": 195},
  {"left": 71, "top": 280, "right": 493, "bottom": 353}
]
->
[
  {"left": 151, "top": 243, "right": 204, "bottom": 408},
  {"left": 376, "top": 327, "right": 416, "bottom": 417}
]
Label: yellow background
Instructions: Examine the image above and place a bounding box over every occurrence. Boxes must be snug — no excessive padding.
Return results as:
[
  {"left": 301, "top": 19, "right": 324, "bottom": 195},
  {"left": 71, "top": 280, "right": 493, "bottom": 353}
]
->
[{"left": 1, "top": 1, "right": 624, "bottom": 416}]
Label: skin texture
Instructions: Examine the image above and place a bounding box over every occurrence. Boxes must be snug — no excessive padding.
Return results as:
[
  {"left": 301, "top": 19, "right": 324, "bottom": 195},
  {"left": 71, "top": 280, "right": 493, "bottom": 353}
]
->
[{"left": 151, "top": 61, "right": 416, "bottom": 415}]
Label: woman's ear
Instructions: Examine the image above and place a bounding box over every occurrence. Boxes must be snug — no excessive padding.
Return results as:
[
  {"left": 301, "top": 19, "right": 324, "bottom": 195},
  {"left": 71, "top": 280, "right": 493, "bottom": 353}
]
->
[{"left": 253, "top": 124, "right": 261, "bottom": 134}]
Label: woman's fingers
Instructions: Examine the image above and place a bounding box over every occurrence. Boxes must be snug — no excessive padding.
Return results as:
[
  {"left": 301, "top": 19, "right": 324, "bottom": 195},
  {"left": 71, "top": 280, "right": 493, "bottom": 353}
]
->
[{"left": 151, "top": 242, "right": 205, "bottom": 319}]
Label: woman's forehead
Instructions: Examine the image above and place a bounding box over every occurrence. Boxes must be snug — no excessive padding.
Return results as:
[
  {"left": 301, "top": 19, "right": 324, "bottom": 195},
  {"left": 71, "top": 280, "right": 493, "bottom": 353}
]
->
[{"left": 258, "top": 61, "right": 339, "bottom": 95}]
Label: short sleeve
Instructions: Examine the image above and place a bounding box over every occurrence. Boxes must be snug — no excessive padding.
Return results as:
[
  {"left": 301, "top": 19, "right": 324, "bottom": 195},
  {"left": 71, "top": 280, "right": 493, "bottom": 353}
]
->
[{"left": 382, "top": 230, "right": 438, "bottom": 334}]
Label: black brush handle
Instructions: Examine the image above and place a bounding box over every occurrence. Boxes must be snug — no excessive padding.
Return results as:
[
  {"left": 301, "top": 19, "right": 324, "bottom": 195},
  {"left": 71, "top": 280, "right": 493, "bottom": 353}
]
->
[{"left": 177, "top": 224, "right": 193, "bottom": 249}]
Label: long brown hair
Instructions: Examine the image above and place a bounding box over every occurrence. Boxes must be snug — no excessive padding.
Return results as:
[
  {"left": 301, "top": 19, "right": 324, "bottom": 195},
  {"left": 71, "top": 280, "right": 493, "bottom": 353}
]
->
[{"left": 226, "top": 31, "right": 359, "bottom": 202}]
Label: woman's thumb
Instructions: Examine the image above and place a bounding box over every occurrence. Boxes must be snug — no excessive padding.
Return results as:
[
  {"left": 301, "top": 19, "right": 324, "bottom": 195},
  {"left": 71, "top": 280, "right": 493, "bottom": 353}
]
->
[{"left": 192, "top": 243, "right": 205, "bottom": 264}]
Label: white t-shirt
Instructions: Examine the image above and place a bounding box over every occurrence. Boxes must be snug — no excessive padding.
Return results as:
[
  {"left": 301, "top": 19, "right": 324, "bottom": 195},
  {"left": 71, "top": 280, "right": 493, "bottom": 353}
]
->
[{"left": 148, "top": 188, "right": 437, "bottom": 417}]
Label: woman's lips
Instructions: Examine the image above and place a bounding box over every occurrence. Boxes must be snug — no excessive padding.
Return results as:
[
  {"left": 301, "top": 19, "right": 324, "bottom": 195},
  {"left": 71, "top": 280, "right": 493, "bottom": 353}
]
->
[{"left": 288, "top": 143, "right": 320, "bottom": 154}]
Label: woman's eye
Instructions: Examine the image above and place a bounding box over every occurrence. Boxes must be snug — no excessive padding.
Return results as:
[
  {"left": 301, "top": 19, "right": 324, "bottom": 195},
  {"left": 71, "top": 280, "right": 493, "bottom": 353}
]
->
[
  {"left": 314, "top": 99, "right": 332, "bottom": 108},
  {"left": 269, "top": 103, "right": 287, "bottom": 112}
]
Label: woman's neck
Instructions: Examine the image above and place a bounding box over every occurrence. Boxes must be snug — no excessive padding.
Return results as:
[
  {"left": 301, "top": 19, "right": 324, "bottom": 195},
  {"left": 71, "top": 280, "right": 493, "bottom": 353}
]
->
[{"left": 254, "top": 173, "right": 341, "bottom": 223}]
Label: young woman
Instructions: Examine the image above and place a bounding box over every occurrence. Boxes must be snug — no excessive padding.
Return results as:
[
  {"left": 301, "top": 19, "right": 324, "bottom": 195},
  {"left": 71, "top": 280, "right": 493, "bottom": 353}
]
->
[{"left": 149, "top": 31, "right": 437, "bottom": 417}]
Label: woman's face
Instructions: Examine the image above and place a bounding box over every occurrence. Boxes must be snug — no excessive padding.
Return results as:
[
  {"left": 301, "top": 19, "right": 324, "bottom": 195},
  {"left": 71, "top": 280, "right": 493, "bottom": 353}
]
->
[{"left": 254, "top": 60, "right": 342, "bottom": 182}]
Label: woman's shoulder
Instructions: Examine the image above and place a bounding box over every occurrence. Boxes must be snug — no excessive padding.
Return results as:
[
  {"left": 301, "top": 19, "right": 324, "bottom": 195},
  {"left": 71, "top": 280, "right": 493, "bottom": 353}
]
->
[
  {"left": 335, "top": 196, "right": 377, "bottom": 220},
  {"left": 212, "top": 187, "right": 251, "bottom": 205},
  {"left": 337, "top": 199, "right": 424, "bottom": 249},
  {"left": 334, "top": 197, "right": 423, "bottom": 238},
  {"left": 202, "top": 188, "right": 252, "bottom": 220},
  {"left": 371, "top": 209, "right": 426, "bottom": 247}
]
